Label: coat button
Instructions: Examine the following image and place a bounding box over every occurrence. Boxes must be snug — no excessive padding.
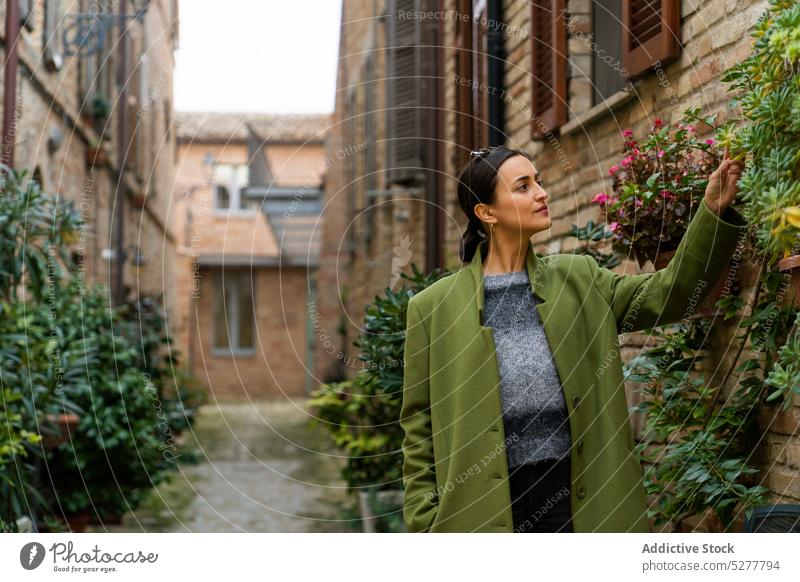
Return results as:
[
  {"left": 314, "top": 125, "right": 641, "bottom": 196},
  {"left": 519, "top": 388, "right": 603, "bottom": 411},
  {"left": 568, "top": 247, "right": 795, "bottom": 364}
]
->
[
  {"left": 572, "top": 395, "right": 580, "bottom": 408},
  {"left": 576, "top": 439, "right": 584, "bottom": 453},
  {"left": 576, "top": 484, "right": 586, "bottom": 498}
]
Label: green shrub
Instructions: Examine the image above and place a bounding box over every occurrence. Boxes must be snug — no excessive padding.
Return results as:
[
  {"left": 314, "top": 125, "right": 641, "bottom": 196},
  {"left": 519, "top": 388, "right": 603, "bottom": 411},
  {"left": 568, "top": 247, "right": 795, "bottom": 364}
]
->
[
  {"left": 719, "top": 0, "right": 800, "bottom": 262},
  {"left": 308, "top": 264, "right": 447, "bottom": 493}
]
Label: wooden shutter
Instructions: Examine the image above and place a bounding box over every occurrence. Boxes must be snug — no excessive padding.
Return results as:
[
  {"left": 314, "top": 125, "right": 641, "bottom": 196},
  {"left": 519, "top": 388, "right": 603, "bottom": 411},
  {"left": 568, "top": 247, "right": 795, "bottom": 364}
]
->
[
  {"left": 453, "top": 0, "right": 474, "bottom": 170},
  {"left": 43, "top": 0, "right": 63, "bottom": 71},
  {"left": 19, "top": 0, "right": 35, "bottom": 32},
  {"left": 471, "top": 1, "right": 489, "bottom": 149},
  {"left": 622, "top": 0, "right": 680, "bottom": 79},
  {"left": 530, "top": 0, "right": 567, "bottom": 140},
  {"left": 385, "top": 0, "right": 424, "bottom": 185}
]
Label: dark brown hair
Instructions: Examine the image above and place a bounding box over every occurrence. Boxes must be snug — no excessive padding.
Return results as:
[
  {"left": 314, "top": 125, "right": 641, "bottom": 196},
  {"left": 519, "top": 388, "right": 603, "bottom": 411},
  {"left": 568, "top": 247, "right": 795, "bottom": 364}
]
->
[{"left": 456, "top": 145, "right": 534, "bottom": 263}]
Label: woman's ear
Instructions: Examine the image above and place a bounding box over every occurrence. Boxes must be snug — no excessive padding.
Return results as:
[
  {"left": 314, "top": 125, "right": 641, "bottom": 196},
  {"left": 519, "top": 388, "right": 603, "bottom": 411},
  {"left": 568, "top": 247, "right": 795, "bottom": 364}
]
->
[{"left": 473, "top": 202, "right": 492, "bottom": 223}]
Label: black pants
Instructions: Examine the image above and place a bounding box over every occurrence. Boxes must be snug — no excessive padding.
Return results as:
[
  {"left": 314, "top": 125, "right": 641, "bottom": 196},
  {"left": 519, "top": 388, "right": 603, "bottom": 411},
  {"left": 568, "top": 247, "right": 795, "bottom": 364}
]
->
[{"left": 509, "top": 456, "right": 574, "bottom": 533}]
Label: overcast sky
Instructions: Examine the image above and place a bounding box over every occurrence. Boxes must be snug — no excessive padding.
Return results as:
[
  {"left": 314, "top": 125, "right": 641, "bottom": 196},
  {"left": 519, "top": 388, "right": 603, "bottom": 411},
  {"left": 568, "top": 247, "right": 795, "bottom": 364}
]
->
[{"left": 174, "top": 0, "right": 341, "bottom": 113}]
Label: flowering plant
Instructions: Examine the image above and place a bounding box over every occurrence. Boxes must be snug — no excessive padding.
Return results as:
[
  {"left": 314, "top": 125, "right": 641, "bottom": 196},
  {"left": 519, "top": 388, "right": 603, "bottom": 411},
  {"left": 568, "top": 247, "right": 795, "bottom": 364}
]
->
[{"left": 593, "top": 109, "right": 720, "bottom": 267}]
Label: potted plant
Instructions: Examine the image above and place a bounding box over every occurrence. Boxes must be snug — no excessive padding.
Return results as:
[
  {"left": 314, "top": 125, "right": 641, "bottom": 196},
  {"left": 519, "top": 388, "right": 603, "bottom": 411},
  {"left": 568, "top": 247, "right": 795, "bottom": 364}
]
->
[
  {"left": 593, "top": 111, "right": 737, "bottom": 316},
  {"left": 89, "top": 93, "right": 111, "bottom": 120},
  {"left": 719, "top": 0, "right": 800, "bottom": 306},
  {"left": 593, "top": 111, "right": 720, "bottom": 269},
  {"left": 40, "top": 412, "right": 81, "bottom": 450},
  {"left": 85, "top": 139, "right": 109, "bottom": 168}
]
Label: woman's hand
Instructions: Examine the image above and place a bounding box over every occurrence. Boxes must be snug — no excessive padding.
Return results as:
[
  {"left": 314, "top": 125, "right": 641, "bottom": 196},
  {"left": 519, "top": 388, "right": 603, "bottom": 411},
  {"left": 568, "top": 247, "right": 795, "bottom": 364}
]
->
[{"left": 704, "top": 147, "right": 745, "bottom": 216}]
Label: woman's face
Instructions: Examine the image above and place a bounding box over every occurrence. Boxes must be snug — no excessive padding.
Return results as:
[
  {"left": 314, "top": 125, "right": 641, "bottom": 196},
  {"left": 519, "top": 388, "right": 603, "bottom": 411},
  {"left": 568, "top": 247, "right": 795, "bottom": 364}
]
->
[{"left": 474, "top": 154, "right": 551, "bottom": 237}]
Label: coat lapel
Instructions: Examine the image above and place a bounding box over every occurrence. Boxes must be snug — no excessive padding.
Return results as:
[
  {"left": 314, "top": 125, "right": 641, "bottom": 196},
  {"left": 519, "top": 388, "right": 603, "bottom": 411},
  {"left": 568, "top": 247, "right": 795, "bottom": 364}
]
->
[
  {"left": 463, "top": 237, "right": 556, "bottom": 327},
  {"left": 461, "top": 237, "right": 575, "bottom": 409}
]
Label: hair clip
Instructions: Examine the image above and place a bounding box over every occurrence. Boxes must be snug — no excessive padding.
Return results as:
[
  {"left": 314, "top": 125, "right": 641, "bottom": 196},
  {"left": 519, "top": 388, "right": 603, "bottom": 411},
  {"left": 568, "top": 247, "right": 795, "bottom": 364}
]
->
[{"left": 470, "top": 146, "right": 504, "bottom": 159}]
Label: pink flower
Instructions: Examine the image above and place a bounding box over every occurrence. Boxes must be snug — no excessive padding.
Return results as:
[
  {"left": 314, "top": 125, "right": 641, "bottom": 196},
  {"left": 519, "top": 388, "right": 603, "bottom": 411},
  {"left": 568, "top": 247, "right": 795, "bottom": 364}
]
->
[
  {"left": 653, "top": 117, "right": 663, "bottom": 128},
  {"left": 657, "top": 149, "right": 665, "bottom": 158},
  {"left": 622, "top": 129, "right": 634, "bottom": 138},
  {"left": 705, "top": 138, "right": 715, "bottom": 145},
  {"left": 608, "top": 164, "right": 619, "bottom": 175},
  {"left": 621, "top": 156, "right": 632, "bottom": 167},
  {"left": 592, "top": 192, "right": 610, "bottom": 205},
  {"left": 609, "top": 221, "right": 619, "bottom": 232},
  {"left": 660, "top": 189, "right": 675, "bottom": 200},
  {"left": 634, "top": 198, "right": 643, "bottom": 208},
  {"left": 687, "top": 125, "right": 696, "bottom": 133}
]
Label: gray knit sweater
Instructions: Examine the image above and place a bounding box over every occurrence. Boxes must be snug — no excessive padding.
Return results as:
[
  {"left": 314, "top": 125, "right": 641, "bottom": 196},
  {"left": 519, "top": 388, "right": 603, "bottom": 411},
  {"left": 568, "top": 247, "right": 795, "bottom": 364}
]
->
[{"left": 482, "top": 269, "right": 572, "bottom": 468}]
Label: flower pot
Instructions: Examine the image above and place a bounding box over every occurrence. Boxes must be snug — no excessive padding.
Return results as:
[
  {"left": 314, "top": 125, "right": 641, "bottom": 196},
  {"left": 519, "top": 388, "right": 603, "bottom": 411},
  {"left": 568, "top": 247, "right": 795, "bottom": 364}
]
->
[
  {"left": 91, "top": 511, "right": 124, "bottom": 526},
  {"left": 652, "top": 249, "right": 677, "bottom": 271},
  {"left": 358, "top": 488, "right": 404, "bottom": 533},
  {"left": 41, "top": 412, "right": 80, "bottom": 449},
  {"left": 57, "top": 510, "right": 92, "bottom": 533},
  {"left": 130, "top": 189, "right": 147, "bottom": 209},
  {"left": 85, "top": 145, "right": 109, "bottom": 168},
  {"left": 777, "top": 254, "right": 800, "bottom": 308}
]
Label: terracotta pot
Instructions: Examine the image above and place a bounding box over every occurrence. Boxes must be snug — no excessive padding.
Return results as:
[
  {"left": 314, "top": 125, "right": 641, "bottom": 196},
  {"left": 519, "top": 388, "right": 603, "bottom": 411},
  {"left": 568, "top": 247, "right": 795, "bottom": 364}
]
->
[
  {"left": 652, "top": 249, "right": 677, "bottom": 271},
  {"left": 41, "top": 412, "right": 80, "bottom": 449},
  {"left": 777, "top": 254, "right": 800, "bottom": 308},
  {"left": 57, "top": 510, "right": 92, "bottom": 533},
  {"left": 91, "top": 511, "right": 124, "bottom": 526},
  {"left": 85, "top": 145, "right": 109, "bottom": 168},
  {"left": 130, "top": 190, "right": 147, "bottom": 209}
]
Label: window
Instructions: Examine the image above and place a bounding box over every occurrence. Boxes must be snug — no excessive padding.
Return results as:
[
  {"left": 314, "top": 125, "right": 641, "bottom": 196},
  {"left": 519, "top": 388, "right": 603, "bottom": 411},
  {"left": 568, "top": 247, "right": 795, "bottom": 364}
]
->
[
  {"left": 213, "top": 163, "right": 257, "bottom": 212},
  {"left": 592, "top": 0, "right": 626, "bottom": 105},
  {"left": 43, "top": 0, "right": 63, "bottom": 71},
  {"left": 212, "top": 270, "right": 255, "bottom": 355},
  {"left": 530, "top": 0, "right": 567, "bottom": 140},
  {"left": 622, "top": 0, "right": 680, "bottom": 79},
  {"left": 20, "top": 0, "right": 35, "bottom": 32},
  {"left": 384, "top": 0, "right": 436, "bottom": 185}
]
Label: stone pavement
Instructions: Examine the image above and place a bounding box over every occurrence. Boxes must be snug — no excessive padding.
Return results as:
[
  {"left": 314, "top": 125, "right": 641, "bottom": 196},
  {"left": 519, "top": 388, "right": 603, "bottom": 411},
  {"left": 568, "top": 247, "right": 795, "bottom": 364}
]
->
[{"left": 86, "top": 399, "right": 360, "bottom": 532}]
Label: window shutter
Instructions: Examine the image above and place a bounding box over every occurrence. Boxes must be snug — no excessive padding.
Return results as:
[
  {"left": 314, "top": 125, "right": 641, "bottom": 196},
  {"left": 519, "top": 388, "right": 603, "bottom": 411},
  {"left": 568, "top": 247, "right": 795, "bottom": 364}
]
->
[
  {"left": 530, "top": 0, "right": 567, "bottom": 140},
  {"left": 385, "top": 0, "right": 423, "bottom": 185},
  {"left": 622, "top": 0, "right": 680, "bottom": 79},
  {"left": 19, "top": 0, "right": 35, "bottom": 32},
  {"left": 453, "top": 0, "right": 474, "bottom": 170},
  {"left": 472, "top": 2, "right": 490, "bottom": 148},
  {"left": 43, "top": 0, "right": 63, "bottom": 71}
]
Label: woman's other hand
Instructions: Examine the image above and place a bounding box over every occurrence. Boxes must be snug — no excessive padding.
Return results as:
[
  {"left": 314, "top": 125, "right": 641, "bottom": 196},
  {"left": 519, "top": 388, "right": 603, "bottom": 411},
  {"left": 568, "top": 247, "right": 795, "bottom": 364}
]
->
[{"left": 704, "top": 147, "right": 745, "bottom": 216}]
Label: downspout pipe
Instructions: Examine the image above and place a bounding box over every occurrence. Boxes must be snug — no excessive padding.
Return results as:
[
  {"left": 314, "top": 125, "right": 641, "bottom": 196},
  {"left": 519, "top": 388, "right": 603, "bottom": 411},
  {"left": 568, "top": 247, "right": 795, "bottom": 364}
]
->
[
  {"left": 2, "top": 0, "right": 20, "bottom": 168},
  {"left": 114, "top": 0, "right": 129, "bottom": 305},
  {"left": 486, "top": 0, "right": 505, "bottom": 147}
]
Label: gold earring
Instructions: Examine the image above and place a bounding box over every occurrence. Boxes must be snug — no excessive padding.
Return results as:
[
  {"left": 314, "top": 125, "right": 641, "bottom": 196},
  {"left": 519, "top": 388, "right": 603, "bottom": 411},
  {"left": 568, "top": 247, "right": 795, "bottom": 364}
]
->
[{"left": 490, "top": 222, "right": 495, "bottom": 236}]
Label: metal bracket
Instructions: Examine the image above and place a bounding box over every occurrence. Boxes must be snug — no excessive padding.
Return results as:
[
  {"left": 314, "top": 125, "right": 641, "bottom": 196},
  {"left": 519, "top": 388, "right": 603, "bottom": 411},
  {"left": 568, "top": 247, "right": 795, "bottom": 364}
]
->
[{"left": 61, "top": 8, "right": 146, "bottom": 57}]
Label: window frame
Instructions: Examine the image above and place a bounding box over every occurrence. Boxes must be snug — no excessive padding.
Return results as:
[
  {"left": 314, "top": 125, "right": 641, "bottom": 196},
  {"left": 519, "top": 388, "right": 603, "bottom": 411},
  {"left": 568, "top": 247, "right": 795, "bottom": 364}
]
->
[
  {"left": 212, "top": 163, "right": 257, "bottom": 215},
  {"left": 211, "top": 269, "right": 256, "bottom": 357},
  {"left": 530, "top": 0, "right": 568, "bottom": 141}
]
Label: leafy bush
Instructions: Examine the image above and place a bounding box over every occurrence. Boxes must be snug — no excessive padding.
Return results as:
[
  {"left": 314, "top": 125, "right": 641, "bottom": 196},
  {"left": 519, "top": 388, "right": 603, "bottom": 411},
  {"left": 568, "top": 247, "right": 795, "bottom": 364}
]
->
[
  {"left": 44, "top": 281, "right": 194, "bottom": 517},
  {"left": 627, "top": 320, "right": 771, "bottom": 531},
  {"left": 719, "top": 0, "right": 800, "bottom": 262},
  {"left": 308, "top": 264, "right": 447, "bottom": 493}
]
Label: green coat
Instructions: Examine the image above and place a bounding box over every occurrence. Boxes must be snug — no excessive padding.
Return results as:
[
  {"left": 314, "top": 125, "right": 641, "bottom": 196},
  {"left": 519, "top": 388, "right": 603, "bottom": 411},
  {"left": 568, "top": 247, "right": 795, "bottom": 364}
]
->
[{"left": 400, "top": 197, "right": 746, "bottom": 532}]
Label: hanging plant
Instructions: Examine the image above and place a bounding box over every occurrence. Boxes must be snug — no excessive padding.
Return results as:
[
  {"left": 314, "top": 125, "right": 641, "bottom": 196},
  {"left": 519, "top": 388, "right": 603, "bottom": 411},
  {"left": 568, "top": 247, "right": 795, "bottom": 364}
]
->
[{"left": 592, "top": 110, "right": 719, "bottom": 268}]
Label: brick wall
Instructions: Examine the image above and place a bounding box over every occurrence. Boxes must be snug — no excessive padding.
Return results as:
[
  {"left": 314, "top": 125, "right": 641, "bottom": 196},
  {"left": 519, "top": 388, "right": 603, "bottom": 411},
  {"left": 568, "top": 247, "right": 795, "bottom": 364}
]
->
[{"left": 327, "top": 0, "right": 799, "bottom": 527}]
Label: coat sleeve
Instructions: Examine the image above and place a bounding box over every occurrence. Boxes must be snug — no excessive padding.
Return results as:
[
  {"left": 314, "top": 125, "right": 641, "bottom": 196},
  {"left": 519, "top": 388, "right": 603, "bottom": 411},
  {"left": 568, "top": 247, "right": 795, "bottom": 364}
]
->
[
  {"left": 588, "top": 197, "right": 747, "bottom": 334},
  {"left": 399, "top": 295, "right": 439, "bottom": 533}
]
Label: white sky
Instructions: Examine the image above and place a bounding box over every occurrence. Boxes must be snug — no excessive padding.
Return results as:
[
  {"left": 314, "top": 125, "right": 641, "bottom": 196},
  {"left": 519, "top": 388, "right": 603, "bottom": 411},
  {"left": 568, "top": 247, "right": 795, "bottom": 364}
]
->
[{"left": 174, "top": 0, "right": 341, "bottom": 113}]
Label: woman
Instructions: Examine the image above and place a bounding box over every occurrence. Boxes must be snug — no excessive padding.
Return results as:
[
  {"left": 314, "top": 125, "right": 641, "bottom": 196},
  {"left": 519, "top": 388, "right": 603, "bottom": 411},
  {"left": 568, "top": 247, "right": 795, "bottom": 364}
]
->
[{"left": 400, "top": 144, "right": 746, "bottom": 533}]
